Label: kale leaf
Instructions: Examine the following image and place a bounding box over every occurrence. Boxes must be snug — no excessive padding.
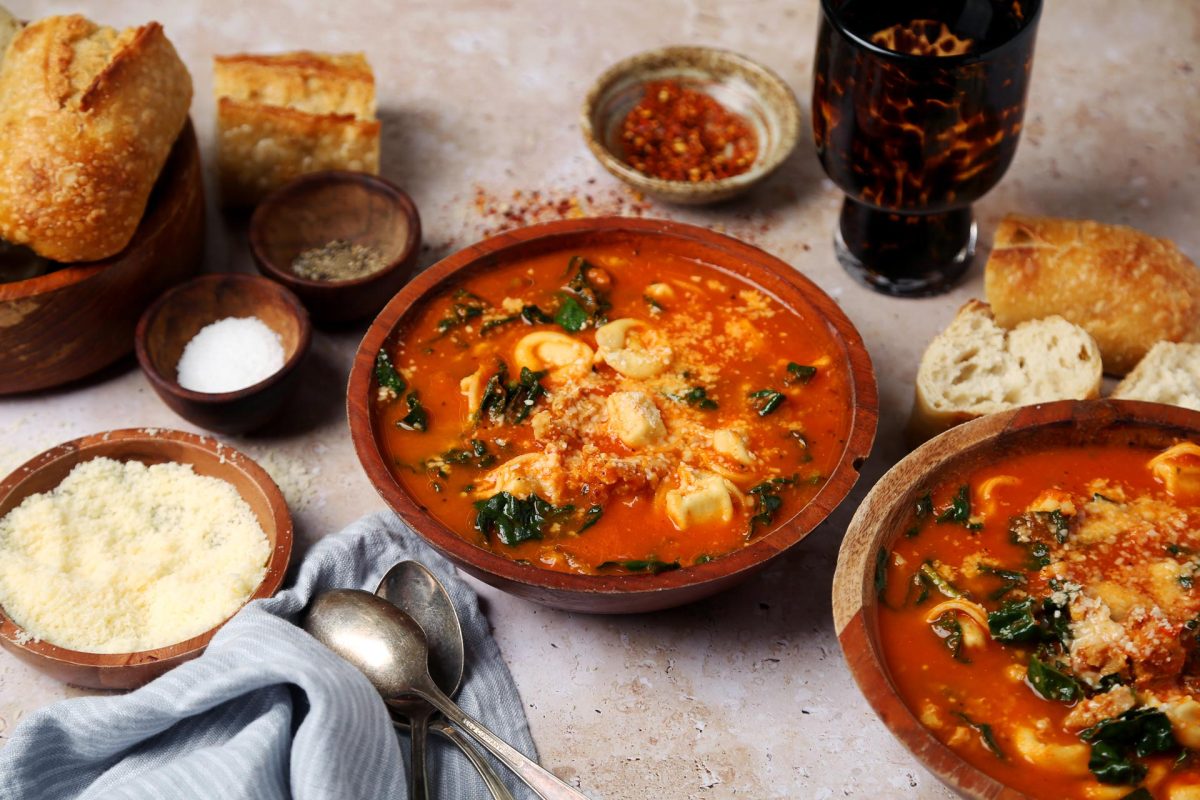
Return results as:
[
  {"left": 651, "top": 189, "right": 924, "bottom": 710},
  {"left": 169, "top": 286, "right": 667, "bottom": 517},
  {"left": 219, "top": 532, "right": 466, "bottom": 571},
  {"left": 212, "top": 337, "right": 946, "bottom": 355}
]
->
[
  {"left": 931, "top": 611, "right": 967, "bottom": 661},
  {"left": 374, "top": 350, "right": 407, "bottom": 398},
  {"left": 748, "top": 475, "right": 798, "bottom": 532},
  {"left": 436, "top": 289, "right": 487, "bottom": 334},
  {"left": 554, "top": 296, "right": 589, "bottom": 332},
  {"left": 954, "top": 712, "right": 1004, "bottom": 759},
  {"left": 988, "top": 598, "right": 1040, "bottom": 643},
  {"left": 937, "top": 485, "right": 980, "bottom": 528},
  {"left": 667, "top": 386, "right": 719, "bottom": 410},
  {"left": 1081, "top": 708, "right": 1177, "bottom": 785},
  {"left": 398, "top": 392, "right": 428, "bottom": 432},
  {"left": 596, "top": 559, "right": 681, "bottom": 574},
  {"left": 1027, "top": 655, "right": 1082, "bottom": 703},
  {"left": 785, "top": 362, "right": 817, "bottom": 385},
  {"left": 749, "top": 388, "right": 785, "bottom": 416},
  {"left": 473, "top": 492, "right": 574, "bottom": 547}
]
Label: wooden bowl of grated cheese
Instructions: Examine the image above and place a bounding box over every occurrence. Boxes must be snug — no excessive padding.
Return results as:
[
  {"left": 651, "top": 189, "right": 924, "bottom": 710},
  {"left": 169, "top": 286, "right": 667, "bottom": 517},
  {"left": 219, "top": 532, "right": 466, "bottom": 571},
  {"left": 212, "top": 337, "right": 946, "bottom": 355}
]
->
[{"left": 0, "top": 429, "right": 292, "bottom": 689}]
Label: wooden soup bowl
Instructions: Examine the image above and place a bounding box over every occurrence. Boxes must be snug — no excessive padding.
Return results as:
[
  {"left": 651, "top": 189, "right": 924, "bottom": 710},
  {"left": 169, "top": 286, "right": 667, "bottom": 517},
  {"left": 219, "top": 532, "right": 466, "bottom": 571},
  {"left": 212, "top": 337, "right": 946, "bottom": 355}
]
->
[
  {"left": 832, "top": 399, "right": 1200, "bottom": 799},
  {"left": 0, "top": 429, "right": 293, "bottom": 690},
  {"left": 349, "top": 217, "right": 878, "bottom": 613},
  {"left": 0, "top": 120, "right": 205, "bottom": 394}
]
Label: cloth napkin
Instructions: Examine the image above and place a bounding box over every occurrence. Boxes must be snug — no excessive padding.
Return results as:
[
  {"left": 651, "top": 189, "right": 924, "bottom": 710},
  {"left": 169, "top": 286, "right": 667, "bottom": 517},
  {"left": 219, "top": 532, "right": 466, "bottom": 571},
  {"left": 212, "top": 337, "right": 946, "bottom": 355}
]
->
[{"left": 0, "top": 511, "right": 539, "bottom": 800}]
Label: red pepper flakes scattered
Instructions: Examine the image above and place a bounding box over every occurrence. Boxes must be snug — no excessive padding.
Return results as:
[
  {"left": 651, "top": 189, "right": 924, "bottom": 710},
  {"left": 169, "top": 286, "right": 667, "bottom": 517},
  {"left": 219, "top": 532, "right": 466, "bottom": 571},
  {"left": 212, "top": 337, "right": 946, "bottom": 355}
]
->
[
  {"left": 470, "top": 184, "right": 653, "bottom": 237},
  {"left": 620, "top": 79, "right": 758, "bottom": 183}
]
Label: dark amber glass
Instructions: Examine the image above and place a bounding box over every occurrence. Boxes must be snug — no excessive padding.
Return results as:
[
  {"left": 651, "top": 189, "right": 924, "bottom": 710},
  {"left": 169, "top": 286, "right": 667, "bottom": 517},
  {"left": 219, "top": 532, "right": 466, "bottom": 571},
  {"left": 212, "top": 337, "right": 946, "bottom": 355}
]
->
[{"left": 813, "top": 0, "right": 1041, "bottom": 296}]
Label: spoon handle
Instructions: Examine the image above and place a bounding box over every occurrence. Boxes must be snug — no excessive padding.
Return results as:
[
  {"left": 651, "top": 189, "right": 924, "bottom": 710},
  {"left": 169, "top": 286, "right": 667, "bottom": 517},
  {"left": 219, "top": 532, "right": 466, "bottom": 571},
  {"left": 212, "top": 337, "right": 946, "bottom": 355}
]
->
[
  {"left": 433, "top": 719, "right": 518, "bottom": 800},
  {"left": 391, "top": 716, "right": 516, "bottom": 800},
  {"left": 415, "top": 687, "right": 591, "bottom": 800},
  {"left": 409, "top": 706, "right": 433, "bottom": 800}
]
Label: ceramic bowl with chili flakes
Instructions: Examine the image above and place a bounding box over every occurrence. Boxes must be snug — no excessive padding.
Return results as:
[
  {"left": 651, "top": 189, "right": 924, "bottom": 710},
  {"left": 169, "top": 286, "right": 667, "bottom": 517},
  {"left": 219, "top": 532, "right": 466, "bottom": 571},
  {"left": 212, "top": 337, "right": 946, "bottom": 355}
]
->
[{"left": 581, "top": 46, "right": 801, "bottom": 205}]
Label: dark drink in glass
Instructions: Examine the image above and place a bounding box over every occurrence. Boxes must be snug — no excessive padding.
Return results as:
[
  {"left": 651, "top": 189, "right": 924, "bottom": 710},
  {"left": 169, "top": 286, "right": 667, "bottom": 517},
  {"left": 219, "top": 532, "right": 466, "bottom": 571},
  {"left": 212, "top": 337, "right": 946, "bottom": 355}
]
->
[{"left": 812, "top": 0, "right": 1041, "bottom": 297}]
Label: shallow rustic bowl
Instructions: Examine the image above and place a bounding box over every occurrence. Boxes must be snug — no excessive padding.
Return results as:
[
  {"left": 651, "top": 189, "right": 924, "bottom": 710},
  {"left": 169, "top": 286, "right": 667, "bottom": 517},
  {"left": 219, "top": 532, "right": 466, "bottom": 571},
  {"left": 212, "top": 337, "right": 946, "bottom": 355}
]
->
[
  {"left": 581, "top": 46, "right": 801, "bottom": 205},
  {"left": 0, "top": 428, "right": 293, "bottom": 690},
  {"left": 349, "top": 217, "right": 877, "bottom": 613},
  {"left": 832, "top": 399, "right": 1200, "bottom": 799},
  {"left": 0, "top": 120, "right": 205, "bottom": 394},
  {"left": 135, "top": 273, "right": 312, "bottom": 434},
  {"left": 249, "top": 171, "right": 421, "bottom": 325}
]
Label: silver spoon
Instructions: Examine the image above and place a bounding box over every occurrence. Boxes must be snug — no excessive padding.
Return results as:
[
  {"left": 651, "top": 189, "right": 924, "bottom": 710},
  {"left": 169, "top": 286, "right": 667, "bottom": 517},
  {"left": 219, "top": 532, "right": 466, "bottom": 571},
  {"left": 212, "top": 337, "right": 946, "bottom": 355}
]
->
[
  {"left": 375, "top": 560, "right": 513, "bottom": 800},
  {"left": 304, "top": 589, "right": 591, "bottom": 800},
  {"left": 391, "top": 716, "right": 515, "bottom": 800}
]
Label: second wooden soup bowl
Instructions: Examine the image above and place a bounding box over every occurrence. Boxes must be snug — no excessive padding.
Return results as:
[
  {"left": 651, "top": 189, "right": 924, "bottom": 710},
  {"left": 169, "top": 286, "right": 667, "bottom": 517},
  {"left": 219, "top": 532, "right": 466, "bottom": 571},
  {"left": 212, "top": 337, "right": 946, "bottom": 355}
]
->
[
  {"left": 832, "top": 399, "right": 1200, "bottom": 799},
  {"left": 349, "top": 217, "right": 878, "bottom": 613}
]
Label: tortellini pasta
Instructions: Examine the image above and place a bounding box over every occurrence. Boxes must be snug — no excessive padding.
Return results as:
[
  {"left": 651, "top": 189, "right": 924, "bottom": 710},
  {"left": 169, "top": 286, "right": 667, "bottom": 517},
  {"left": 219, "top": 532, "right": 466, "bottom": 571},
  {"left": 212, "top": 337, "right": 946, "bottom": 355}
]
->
[
  {"left": 594, "top": 318, "right": 672, "bottom": 379},
  {"left": 514, "top": 331, "right": 594, "bottom": 374},
  {"left": 476, "top": 452, "right": 565, "bottom": 503},
  {"left": 661, "top": 466, "right": 744, "bottom": 530},
  {"left": 1149, "top": 441, "right": 1200, "bottom": 498},
  {"left": 606, "top": 391, "right": 666, "bottom": 448}
]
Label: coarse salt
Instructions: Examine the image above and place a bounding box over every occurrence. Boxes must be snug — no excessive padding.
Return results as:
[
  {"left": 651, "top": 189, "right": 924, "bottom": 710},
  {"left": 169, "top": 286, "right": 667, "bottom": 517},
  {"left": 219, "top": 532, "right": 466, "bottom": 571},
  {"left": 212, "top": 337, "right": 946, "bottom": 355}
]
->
[{"left": 177, "top": 316, "right": 286, "bottom": 393}]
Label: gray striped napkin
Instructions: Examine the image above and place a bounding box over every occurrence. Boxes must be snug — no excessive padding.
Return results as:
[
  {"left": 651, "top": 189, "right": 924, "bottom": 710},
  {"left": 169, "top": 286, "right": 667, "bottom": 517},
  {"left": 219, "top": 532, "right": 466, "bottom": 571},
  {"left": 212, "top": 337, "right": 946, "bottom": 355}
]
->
[{"left": 0, "top": 511, "right": 538, "bottom": 800}]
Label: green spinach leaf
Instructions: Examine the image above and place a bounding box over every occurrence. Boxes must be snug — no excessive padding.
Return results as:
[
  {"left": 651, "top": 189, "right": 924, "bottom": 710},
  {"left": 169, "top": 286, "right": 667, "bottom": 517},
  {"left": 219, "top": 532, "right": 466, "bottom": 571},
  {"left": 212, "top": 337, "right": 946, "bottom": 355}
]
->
[
  {"left": 954, "top": 712, "right": 1004, "bottom": 759},
  {"left": 597, "top": 559, "right": 681, "bottom": 574},
  {"left": 554, "top": 296, "right": 588, "bottom": 332},
  {"left": 667, "top": 386, "right": 718, "bottom": 410},
  {"left": 931, "top": 611, "right": 967, "bottom": 661},
  {"left": 988, "top": 598, "right": 1040, "bottom": 642}
]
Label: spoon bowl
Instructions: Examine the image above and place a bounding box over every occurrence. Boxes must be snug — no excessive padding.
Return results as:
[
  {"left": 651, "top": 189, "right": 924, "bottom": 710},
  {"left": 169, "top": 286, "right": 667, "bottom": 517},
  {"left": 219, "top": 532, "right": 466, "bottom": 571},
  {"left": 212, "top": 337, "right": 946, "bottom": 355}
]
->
[
  {"left": 303, "top": 588, "right": 593, "bottom": 799},
  {"left": 376, "top": 561, "right": 464, "bottom": 696}
]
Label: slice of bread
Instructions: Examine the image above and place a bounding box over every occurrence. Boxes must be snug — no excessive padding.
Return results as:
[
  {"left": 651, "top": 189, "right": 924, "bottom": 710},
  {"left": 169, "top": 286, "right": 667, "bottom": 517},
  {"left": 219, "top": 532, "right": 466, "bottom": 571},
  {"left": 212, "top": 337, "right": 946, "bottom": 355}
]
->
[
  {"left": 908, "top": 300, "right": 1103, "bottom": 444},
  {"left": 213, "top": 51, "right": 380, "bottom": 207},
  {"left": 0, "top": 7, "right": 19, "bottom": 65},
  {"left": 1112, "top": 341, "right": 1200, "bottom": 412}
]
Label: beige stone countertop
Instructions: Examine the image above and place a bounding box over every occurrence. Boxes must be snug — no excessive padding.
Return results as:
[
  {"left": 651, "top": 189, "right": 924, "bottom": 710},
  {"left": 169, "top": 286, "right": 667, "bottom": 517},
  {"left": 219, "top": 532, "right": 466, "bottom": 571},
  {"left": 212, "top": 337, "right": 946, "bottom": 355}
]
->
[{"left": 1, "top": 1, "right": 1197, "bottom": 797}]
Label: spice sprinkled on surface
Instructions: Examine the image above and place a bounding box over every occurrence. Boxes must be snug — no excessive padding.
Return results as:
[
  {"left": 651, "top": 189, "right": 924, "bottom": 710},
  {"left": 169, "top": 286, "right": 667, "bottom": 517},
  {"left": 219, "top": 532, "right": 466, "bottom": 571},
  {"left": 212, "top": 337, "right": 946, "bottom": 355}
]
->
[
  {"left": 291, "top": 239, "right": 387, "bottom": 282},
  {"left": 177, "top": 317, "right": 286, "bottom": 393},
  {"left": 620, "top": 79, "right": 758, "bottom": 182}
]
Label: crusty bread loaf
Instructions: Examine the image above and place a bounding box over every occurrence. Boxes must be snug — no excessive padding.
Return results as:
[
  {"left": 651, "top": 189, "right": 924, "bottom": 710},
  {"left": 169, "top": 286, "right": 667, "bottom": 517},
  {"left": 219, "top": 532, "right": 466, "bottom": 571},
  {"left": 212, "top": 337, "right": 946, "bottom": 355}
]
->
[
  {"left": 0, "top": 15, "right": 192, "bottom": 263},
  {"left": 985, "top": 214, "right": 1200, "bottom": 376},
  {"left": 214, "top": 52, "right": 380, "bottom": 207},
  {"left": 0, "top": 7, "right": 19, "bottom": 63},
  {"left": 908, "top": 300, "right": 1103, "bottom": 443},
  {"left": 1112, "top": 342, "right": 1200, "bottom": 412}
]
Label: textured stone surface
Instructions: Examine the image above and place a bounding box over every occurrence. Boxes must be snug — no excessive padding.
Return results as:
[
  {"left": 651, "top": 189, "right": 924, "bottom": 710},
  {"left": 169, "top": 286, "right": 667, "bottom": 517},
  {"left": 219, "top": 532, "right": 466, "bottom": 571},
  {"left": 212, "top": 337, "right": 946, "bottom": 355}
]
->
[{"left": 0, "top": 1, "right": 1197, "bottom": 796}]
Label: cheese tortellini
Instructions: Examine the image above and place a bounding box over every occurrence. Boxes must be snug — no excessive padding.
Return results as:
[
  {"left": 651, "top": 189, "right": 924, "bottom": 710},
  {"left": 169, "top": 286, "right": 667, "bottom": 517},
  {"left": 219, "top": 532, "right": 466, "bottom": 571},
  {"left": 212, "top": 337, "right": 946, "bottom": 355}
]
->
[
  {"left": 514, "top": 331, "right": 594, "bottom": 374},
  {"left": 606, "top": 391, "right": 666, "bottom": 448},
  {"left": 1149, "top": 441, "right": 1200, "bottom": 498},
  {"left": 476, "top": 452, "right": 565, "bottom": 503},
  {"left": 594, "top": 318, "right": 672, "bottom": 379},
  {"left": 661, "top": 466, "right": 744, "bottom": 530}
]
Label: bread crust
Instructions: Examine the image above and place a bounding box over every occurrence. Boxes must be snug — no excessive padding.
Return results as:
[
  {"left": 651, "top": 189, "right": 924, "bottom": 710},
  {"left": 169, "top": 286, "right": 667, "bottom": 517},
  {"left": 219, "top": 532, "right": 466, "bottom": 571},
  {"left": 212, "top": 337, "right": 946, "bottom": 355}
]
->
[
  {"left": 213, "top": 51, "right": 380, "bottom": 207},
  {"left": 984, "top": 214, "right": 1200, "bottom": 376},
  {"left": 0, "top": 15, "right": 192, "bottom": 263}
]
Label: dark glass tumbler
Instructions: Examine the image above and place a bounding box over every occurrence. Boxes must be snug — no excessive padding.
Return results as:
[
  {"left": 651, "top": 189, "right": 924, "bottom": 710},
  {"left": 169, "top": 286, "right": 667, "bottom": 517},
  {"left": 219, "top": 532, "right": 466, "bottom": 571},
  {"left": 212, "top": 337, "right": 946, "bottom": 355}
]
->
[{"left": 813, "top": 0, "right": 1041, "bottom": 297}]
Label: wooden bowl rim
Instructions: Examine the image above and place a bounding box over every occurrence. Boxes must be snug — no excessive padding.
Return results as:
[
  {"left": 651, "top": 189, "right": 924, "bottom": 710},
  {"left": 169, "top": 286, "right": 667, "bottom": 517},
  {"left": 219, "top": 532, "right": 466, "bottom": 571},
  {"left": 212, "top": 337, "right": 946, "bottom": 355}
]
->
[
  {"left": 831, "top": 399, "right": 1200, "bottom": 800},
  {"left": 348, "top": 216, "right": 878, "bottom": 598},
  {"left": 248, "top": 170, "right": 423, "bottom": 291},
  {"left": 579, "top": 45, "right": 802, "bottom": 198},
  {"left": 134, "top": 272, "right": 313, "bottom": 404},
  {"left": 0, "top": 428, "right": 293, "bottom": 672},
  {"left": 0, "top": 119, "right": 199, "bottom": 302}
]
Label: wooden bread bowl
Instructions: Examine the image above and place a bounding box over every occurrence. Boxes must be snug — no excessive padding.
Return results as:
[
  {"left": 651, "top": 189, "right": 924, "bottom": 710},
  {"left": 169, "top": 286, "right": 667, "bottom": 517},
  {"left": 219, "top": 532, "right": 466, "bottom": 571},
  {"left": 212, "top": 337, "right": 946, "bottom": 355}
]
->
[{"left": 0, "top": 120, "right": 205, "bottom": 395}]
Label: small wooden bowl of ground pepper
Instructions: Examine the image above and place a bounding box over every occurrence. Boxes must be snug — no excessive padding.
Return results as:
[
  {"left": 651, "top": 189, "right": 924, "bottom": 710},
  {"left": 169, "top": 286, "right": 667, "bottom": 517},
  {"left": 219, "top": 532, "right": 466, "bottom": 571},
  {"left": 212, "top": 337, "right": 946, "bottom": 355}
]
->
[
  {"left": 250, "top": 171, "right": 421, "bottom": 325},
  {"left": 581, "top": 46, "right": 801, "bottom": 205}
]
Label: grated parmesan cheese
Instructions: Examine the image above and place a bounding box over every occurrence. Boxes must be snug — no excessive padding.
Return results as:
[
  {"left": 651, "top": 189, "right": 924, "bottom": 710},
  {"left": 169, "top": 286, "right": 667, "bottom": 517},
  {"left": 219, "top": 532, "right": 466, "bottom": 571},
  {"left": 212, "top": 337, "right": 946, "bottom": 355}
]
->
[{"left": 0, "top": 457, "right": 270, "bottom": 653}]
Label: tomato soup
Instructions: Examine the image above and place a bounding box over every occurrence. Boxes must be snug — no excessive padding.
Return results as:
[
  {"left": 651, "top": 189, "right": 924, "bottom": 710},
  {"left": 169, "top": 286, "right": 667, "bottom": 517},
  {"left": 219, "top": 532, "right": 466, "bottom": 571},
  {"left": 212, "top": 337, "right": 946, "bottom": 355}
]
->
[
  {"left": 878, "top": 441, "right": 1200, "bottom": 799},
  {"left": 372, "top": 242, "right": 853, "bottom": 575}
]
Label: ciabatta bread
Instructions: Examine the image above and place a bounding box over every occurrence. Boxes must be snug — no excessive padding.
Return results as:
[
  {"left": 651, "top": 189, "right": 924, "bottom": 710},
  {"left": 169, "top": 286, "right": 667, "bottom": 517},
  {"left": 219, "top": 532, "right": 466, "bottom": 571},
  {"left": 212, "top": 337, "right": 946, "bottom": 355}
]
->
[
  {"left": 0, "top": 15, "right": 192, "bottom": 262},
  {"left": 908, "top": 300, "right": 1103, "bottom": 443},
  {"left": 214, "top": 52, "right": 380, "bottom": 207},
  {"left": 1112, "top": 342, "right": 1200, "bottom": 412},
  {"left": 985, "top": 214, "right": 1200, "bottom": 376},
  {"left": 0, "top": 7, "right": 19, "bottom": 63}
]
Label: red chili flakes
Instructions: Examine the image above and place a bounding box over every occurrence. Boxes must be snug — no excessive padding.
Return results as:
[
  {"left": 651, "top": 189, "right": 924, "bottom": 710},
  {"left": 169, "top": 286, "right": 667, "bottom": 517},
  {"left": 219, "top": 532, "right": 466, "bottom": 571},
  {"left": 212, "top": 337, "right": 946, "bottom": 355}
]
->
[{"left": 619, "top": 79, "right": 758, "bottom": 183}]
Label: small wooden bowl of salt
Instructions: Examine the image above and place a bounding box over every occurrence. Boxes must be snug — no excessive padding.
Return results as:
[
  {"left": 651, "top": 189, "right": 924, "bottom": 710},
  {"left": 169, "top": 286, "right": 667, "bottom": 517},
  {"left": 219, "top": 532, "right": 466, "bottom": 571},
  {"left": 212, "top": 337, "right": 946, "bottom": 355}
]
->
[
  {"left": 135, "top": 273, "right": 312, "bottom": 434},
  {"left": 249, "top": 170, "right": 422, "bottom": 325}
]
